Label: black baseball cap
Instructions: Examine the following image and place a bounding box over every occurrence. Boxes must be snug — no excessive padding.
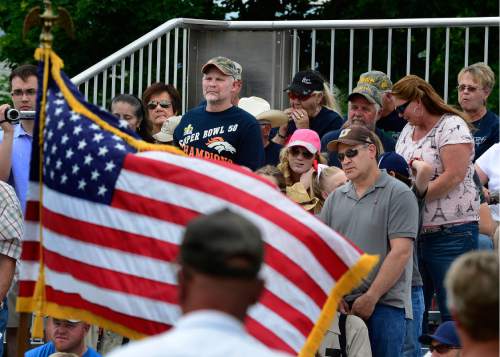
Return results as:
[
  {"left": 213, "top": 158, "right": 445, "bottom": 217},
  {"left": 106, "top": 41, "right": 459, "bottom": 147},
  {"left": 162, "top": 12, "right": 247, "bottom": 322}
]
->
[
  {"left": 286, "top": 70, "right": 325, "bottom": 96},
  {"left": 180, "top": 209, "right": 264, "bottom": 278}
]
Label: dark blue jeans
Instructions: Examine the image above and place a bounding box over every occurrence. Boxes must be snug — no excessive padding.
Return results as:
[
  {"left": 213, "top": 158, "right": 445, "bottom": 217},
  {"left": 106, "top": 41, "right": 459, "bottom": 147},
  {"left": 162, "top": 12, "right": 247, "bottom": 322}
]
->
[
  {"left": 418, "top": 222, "right": 478, "bottom": 333},
  {"left": 0, "top": 297, "right": 7, "bottom": 357},
  {"left": 403, "top": 286, "right": 425, "bottom": 357},
  {"left": 367, "top": 303, "right": 406, "bottom": 357}
]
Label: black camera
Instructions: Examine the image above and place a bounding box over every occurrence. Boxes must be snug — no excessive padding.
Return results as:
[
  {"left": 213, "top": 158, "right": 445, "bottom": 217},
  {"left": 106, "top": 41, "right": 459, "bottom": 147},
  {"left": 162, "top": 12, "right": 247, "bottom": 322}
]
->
[{"left": 3, "top": 109, "right": 36, "bottom": 124}]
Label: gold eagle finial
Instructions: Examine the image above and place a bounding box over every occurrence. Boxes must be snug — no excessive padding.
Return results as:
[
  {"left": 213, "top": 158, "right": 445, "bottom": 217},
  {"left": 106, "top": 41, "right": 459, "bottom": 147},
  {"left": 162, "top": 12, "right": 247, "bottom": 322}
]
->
[{"left": 23, "top": 0, "right": 74, "bottom": 48}]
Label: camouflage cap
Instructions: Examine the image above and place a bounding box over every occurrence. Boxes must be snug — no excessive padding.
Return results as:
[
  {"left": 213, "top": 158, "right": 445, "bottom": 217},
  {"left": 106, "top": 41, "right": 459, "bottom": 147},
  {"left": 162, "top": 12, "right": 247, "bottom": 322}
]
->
[
  {"left": 357, "top": 71, "right": 392, "bottom": 92},
  {"left": 348, "top": 83, "right": 382, "bottom": 107},
  {"left": 201, "top": 56, "right": 242, "bottom": 80}
]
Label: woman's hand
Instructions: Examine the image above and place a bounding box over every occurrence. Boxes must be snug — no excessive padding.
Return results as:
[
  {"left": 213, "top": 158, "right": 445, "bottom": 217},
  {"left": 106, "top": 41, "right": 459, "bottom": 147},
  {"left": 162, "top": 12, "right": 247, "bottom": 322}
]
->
[
  {"left": 289, "top": 108, "right": 310, "bottom": 129},
  {"left": 300, "top": 168, "right": 315, "bottom": 190}
]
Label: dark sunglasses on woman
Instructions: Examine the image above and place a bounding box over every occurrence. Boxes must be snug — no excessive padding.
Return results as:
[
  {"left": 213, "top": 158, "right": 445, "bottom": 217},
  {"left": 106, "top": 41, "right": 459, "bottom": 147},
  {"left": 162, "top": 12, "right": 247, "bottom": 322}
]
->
[
  {"left": 395, "top": 101, "right": 411, "bottom": 116},
  {"left": 287, "top": 92, "right": 312, "bottom": 101},
  {"left": 289, "top": 146, "right": 314, "bottom": 160},
  {"left": 147, "top": 100, "right": 172, "bottom": 110}
]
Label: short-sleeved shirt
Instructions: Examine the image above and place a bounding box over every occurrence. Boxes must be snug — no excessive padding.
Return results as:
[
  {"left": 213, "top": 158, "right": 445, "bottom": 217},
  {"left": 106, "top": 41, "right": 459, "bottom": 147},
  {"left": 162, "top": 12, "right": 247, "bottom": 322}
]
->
[
  {"left": 410, "top": 186, "right": 425, "bottom": 287},
  {"left": 319, "top": 170, "right": 419, "bottom": 309},
  {"left": 0, "top": 181, "right": 23, "bottom": 261},
  {"left": 0, "top": 123, "right": 33, "bottom": 213},
  {"left": 476, "top": 143, "right": 500, "bottom": 221},
  {"left": 321, "top": 128, "right": 396, "bottom": 167},
  {"left": 376, "top": 110, "right": 408, "bottom": 142},
  {"left": 263, "top": 141, "right": 283, "bottom": 167},
  {"left": 173, "top": 105, "right": 265, "bottom": 170},
  {"left": 396, "top": 114, "right": 479, "bottom": 226},
  {"left": 275, "top": 107, "right": 344, "bottom": 140},
  {"left": 25, "top": 342, "right": 101, "bottom": 357},
  {"left": 471, "top": 110, "right": 499, "bottom": 161}
]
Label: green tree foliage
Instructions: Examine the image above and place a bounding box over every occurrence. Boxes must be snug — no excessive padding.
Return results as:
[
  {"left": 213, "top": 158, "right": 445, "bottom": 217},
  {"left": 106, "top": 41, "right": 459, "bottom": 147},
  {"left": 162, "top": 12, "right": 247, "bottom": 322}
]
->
[{"left": 0, "top": 0, "right": 224, "bottom": 76}]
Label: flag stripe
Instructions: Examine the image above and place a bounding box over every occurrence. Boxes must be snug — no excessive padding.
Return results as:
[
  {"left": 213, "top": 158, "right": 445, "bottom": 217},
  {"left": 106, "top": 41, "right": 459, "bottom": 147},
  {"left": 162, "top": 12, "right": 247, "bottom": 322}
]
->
[
  {"left": 44, "top": 248, "right": 177, "bottom": 303},
  {"left": 44, "top": 267, "right": 180, "bottom": 325},
  {"left": 45, "top": 286, "right": 169, "bottom": 336},
  {"left": 246, "top": 317, "right": 296, "bottom": 355},
  {"left": 42, "top": 207, "right": 179, "bottom": 262}
]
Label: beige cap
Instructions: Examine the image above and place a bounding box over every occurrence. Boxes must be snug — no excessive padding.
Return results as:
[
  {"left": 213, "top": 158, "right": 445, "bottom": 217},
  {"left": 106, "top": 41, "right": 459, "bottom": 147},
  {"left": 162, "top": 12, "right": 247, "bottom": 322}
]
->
[
  {"left": 153, "top": 116, "right": 182, "bottom": 143},
  {"left": 238, "top": 96, "right": 288, "bottom": 128}
]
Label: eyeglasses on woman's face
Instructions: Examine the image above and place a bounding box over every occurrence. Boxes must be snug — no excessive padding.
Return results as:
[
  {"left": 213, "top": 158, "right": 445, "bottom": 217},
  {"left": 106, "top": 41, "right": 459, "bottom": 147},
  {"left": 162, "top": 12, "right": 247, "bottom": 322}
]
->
[
  {"left": 289, "top": 146, "right": 314, "bottom": 160},
  {"left": 395, "top": 100, "right": 411, "bottom": 116},
  {"left": 287, "top": 91, "right": 312, "bottom": 101},
  {"left": 147, "top": 100, "right": 172, "bottom": 110}
]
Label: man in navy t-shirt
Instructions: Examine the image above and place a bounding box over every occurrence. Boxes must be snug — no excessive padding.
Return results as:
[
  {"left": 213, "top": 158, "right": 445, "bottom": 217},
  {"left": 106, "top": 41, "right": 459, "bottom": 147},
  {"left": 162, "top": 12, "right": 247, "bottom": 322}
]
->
[
  {"left": 457, "top": 62, "right": 499, "bottom": 160},
  {"left": 322, "top": 83, "right": 395, "bottom": 167},
  {"left": 174, "top": 57, "right": 264, "bottom": 170},
  {"left": 25, "top": 318, "right": 101, "bottom": 357}
]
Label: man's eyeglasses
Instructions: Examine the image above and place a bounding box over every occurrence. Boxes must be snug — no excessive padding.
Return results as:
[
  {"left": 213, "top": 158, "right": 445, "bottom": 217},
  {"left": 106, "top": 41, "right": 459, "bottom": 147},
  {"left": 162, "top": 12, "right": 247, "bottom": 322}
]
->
[
  {"left": 395, "top": 101, "right": 411, "bottom": 116},
  {"left": 289, "top": 146, "right": 314, "bottom": 160},
  {"left": 147, "top": 100, "right": 171, "bottom": 110},
  {"left": 288, "top": 92, "right": 312, "bottom": 101},
  {"left": 457, "top": 84, "right": 480, "bottom": 93},
  {"left": 11, "top": 88, "right": 36, "bottom": 97},
  {"left": 429, "top": 344, "right": 460, "bottom": 354},
  {"left": 338, "top": 145, "right": 368, "bottom": 162}
]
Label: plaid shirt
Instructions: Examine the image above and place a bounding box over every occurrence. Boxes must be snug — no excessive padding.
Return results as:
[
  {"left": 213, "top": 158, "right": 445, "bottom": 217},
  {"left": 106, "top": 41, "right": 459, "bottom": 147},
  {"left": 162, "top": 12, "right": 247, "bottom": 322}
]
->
[{"left": 0, "top": 181, "right": 23, "bottom": 260}]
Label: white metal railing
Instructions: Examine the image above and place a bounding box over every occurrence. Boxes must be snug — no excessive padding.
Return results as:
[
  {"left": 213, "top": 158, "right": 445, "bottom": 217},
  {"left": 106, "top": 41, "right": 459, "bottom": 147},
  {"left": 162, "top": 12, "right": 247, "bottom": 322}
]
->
[{"left": 72, "top": 17, "right": 499, "bottom": 112}]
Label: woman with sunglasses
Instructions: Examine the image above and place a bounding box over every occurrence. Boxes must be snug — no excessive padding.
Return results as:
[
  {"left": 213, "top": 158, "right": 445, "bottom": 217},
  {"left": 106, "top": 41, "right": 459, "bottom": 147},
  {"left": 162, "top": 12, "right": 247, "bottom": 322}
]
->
[
  {"left": 111, "top": 94, "right": 155, "bottom": 143},
  {"left": 273, "top": 70, "right": 343, "bottom": 145},
  {"left": 457, "top": 62, "right": 498, "bottom": 161},
  {"left": 392, "top": 75, "right": 479, "bottom": 332},
  {"left": 277, "top": 129, "right": 327, "bottom": 213},
  {"left": 142, "top": 82, "right": 181, "bottom": 135}
]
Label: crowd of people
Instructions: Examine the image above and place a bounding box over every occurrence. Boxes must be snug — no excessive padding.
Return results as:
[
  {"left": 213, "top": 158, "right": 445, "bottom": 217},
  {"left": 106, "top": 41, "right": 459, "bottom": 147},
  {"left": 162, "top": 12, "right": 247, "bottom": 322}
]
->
[{"left": 0, "top": 54, "right": 498, "bottom": 357}]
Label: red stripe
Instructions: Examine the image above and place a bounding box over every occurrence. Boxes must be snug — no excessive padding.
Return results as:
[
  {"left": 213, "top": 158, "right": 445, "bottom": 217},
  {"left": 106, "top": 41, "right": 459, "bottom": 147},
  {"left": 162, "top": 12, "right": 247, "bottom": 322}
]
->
[
  {"left": 42, "top": 207, "right": 179, "bottom": 262},
  {"left": 112, "top": 189, "right": 199, "bottom": 227},
  {"left": 45, "top": 286, "right": 169, "bottom": 336},
  {"left": 123, "top": 154, "right": 350, "bottom": 280},
  {"left": 19, "top": 281, "right": 36, "bottom": 298},
  {"left": 25, "top": 200, "right": 39, "bottom": 221},
  {"left": 43, "top": 249, "right": 178, "bottom": 303},
  {"left": 246, "top": 317, "right": 296, "bottom": 354},
  {"left": 259, "top": 290, "right": 314, "bottom": 337},
  {"left": 21, "top": 241, "right": 40, "bottom": 261}
]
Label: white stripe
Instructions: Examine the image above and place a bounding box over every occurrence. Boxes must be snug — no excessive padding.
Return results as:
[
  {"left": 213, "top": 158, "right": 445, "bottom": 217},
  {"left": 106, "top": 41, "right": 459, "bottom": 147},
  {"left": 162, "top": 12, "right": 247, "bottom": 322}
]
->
[
  {"left": 19, "top": 261, "right": 39, "bottom": 281},
  {"left": 43, "top": 229, "right": 177, "bottom": 285},
  {"left": 117, "top": 169, "right": 334, "bottom": 293},
  {"left": 249, "top": 303, "right": 305, "bottom": 351},
  {"left": 41, "top": 186, "right": 184, "bottom": 245},
  {"left": 23, "top": 221, "right": 39, "bottom": 242},
  {"left": 137, "top": 151, "right": 362, "bottom": 267},
  {"left": 44, "top": 267, "right": 181, "bottom": 325}
]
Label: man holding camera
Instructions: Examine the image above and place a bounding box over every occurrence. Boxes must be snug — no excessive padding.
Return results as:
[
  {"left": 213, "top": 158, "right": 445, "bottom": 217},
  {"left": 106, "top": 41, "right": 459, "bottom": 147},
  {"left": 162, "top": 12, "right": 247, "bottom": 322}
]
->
[
  {"left": 0, "top": 63, "right": 37, "bottom": 357},
  {"left": 0, "top": 64, "right": 37, "bottom": 213}
]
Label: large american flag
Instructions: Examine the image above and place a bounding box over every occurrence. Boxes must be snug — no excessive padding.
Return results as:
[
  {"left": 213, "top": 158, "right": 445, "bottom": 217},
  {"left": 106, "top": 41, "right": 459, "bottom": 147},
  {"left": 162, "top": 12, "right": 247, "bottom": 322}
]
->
[{"left": 18, "top": 50, "right": 376, "bottom": 356}]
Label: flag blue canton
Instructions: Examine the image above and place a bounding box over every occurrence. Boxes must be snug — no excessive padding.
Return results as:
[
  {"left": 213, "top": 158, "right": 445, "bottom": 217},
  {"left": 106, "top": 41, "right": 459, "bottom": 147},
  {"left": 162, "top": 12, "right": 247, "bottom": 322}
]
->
[{"left": 40, "top": 74, "right": 139, "bottom": 204}]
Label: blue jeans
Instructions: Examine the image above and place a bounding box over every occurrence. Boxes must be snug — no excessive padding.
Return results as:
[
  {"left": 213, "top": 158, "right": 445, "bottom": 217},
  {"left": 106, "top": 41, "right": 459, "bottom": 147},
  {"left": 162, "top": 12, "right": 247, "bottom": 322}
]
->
[
  {"left": 478, "top": 233, "right": 494, "bottom": 250},
  {"left": 367, "top": 303, "right": 406, "bottom": 357},
  {"left": 0, "top": 298, "right": 7, "bottom": 357},
  {"left": 403, "top": 286, "right": 425, "bottom": 357},
  {"left": 418, "top": 222, "right": 478, "bottom": 333}
]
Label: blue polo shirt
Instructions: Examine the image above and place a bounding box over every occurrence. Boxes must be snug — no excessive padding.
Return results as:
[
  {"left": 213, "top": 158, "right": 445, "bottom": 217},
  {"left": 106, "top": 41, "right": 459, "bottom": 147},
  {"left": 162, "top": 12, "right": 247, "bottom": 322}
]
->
[
  {"left": 25, "top": 341, "right": 101, "bottom": 357},
  {"left": 0, "top": 123, "right": 32, "bottom": 213}
]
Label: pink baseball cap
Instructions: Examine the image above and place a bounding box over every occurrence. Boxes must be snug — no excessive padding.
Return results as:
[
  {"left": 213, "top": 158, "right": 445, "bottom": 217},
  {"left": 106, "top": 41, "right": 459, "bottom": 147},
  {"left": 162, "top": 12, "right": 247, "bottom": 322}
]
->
[{"left": 287, "top": 129, "right": 321, "bottom": 154}]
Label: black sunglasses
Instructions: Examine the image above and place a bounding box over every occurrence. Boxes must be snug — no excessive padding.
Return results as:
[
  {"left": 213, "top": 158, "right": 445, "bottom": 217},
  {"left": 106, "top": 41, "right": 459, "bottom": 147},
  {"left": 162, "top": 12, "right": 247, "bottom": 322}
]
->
[
  {"left": 429, "top": 344, "right": 460, "bottom": 354},
  {"left": 338, "top": 145, "right": 368, "bottom": 162},
  {"left": 147, "top": 100, "right": 171, "bottom": 110},
  {"left": 289, "top": 146, "right": 314, "bottom": 159},
  {"left": 395, "top": 101, "right": 411, "bottom": 116}
]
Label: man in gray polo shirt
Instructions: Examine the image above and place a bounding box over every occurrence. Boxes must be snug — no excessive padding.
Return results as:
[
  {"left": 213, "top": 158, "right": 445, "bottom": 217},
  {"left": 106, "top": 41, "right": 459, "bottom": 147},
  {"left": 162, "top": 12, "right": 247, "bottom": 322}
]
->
[{"left": 319, "top": 125, "right": 418, "bottom": 357}]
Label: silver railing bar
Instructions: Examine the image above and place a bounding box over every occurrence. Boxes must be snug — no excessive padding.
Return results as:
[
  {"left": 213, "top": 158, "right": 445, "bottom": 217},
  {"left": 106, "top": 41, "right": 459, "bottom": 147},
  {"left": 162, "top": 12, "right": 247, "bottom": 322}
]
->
[
  {"left": 120, "top": 58, "right": 125, "bottom": 95},
  {"left": 464, "top": 27, "right": 469, "bottom": 67},
  {"left": 329, "top": 29, "right": 335, "bottom": 90},
  {"left": 147, "top": 42, "right": 152, "bottom": 87},
  {"left": 368, "top": 28, "right": 373, "bottom": 71},
  {"left": 406, "top": 28, "right": 412, "bottom": 75},
  {"left": 444, "top": 27, "right": 450, "bottom": 102},
  {"left": 425, "top": 28, "right": 431, "bottom": 81},
  {"left": 138, "top": 48, "right": 144, "bottom": 97},
  {"left": 156, "top": 37, "right": 162, "bottom": 83},
  {"left": 129, "top": 53, "right": 134, "bottom": 95},
  {"left": 165, "top": 32, "right": 170, "bottom": 84},
  {"left": 111, "top": 64, "right": 116, "bottom": 100},
  {"left": 182, "top": 28, "right": 188, "bottom": 114},
  {"left": 386, "top": 28, "right": 392, "bottom": 78},
  {"left": 348, "top": 29, "right": 354, "bottom": 93},
  {"left": 484, "top": 27, "right": 489, "bottom": 64},
  {"left": 311, "top": 29, "right": 316, "bottom": 70},
  {"left": 173, "top": 28, "right": 179, "bottom": 88}
]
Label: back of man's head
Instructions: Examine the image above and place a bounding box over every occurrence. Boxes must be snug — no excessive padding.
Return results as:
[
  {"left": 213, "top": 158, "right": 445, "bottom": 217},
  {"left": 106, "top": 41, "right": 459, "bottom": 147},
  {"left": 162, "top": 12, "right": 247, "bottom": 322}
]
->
[
  {"left": 9, "top": 64, "right": 37, "bottom": 87},
  {"left": 445, "top": 251, "right": 499, "bottom": 342}
]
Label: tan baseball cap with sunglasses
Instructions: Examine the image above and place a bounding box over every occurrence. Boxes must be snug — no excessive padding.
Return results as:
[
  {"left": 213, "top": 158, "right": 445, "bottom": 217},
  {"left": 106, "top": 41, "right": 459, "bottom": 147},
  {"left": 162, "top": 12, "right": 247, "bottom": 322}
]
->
[{"left": 327, "top": 125, "right": 378, "bottom": 152}]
